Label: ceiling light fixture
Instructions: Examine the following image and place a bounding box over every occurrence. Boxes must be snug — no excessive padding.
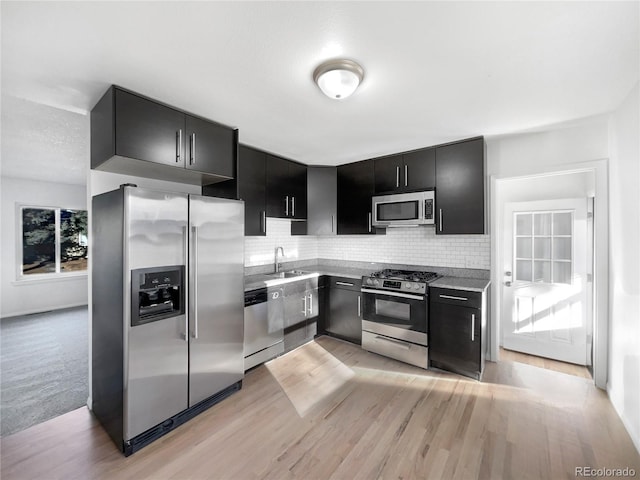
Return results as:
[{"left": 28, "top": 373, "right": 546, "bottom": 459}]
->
[{"left": 313, "top": 59, "right": 364, "bottom": 100}]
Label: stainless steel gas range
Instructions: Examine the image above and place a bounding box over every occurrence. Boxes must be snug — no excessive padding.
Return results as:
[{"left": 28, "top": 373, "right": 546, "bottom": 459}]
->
[{"left": 360, "top": 269, "right": 439, "bottom": 369}]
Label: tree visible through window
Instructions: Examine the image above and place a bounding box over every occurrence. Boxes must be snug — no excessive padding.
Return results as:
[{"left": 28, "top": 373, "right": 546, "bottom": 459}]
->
[{"left": 21, "top": 207, "right": 88, "bottom": 276}]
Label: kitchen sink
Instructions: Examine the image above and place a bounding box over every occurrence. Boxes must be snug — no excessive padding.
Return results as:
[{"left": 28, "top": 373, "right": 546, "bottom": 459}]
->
[{"left": 266, "top": 270, "right": 311, "bottom": 279}]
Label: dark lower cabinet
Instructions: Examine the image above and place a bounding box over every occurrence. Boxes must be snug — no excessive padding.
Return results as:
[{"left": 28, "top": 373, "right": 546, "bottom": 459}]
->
[
  {"left": 429, "top": 287, "right": 487, "bottom": 380},
  {"left": 325, "top": 277, "right": 362, "bottom": 345},
  {"left": 435, "top": 137, "right": 485, "bottom": 234}
]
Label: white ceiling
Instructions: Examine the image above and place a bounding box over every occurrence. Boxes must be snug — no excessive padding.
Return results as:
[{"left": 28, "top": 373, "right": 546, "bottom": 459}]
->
[{"left": 1, "top": 1, "right": 638, "bottom": 186}]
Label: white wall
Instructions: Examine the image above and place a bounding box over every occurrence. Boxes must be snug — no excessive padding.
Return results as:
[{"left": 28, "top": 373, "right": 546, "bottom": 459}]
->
[
  {"left": 243, "top": 220, "right": 490, "bottom": 270},
  {"left": 607, "top": 83, "right": 640, "bottom": 452},
  {"left": 0, "top": 176, "right": 88, "bottom": 318},
  {"left": 487, "top": 115, "right": 610, "bottom": 386}
]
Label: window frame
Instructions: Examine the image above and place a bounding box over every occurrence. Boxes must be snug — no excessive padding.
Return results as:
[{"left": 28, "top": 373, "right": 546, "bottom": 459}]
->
[
  {"left": 16, "top": 203, "right": 88, "bottom": 282},
  {"left": 513, "top": 209, "right": 574, "bottom": 285}
]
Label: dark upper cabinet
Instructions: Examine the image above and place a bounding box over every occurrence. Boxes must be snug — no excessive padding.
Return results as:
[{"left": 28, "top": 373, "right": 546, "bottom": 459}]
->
[
  {"left": 403, "top": 148, "right": 436, "bottom": 191},
  {"left": 91, "top": 86, "right": 237, "bottom": 186},
  {"left": 266, "top": 154, "right": 307, "bottom": 220},
  {"left": 337, "top": 160, "right": 376, "bottom": 235},
  {"left": 307, "top": 167, "right": 337, "bottom": 235},
  {"left": 374, "top": 154, "right": 404, "bottom": 193},
  {"left": 374, "top": 148, "right": 435, "bottom": 194},
  {"left": 238, "top": 146, "right": 267, "bottom": 236},
  {"left": 288, "top": 161, "right": 307, "bottom": 220},
  {"left": 435, "top": 138, "right": 485, "bottom": 234},
  {"left": 203, "top": 145, "right": 266, "bottom": 236},
  {"left": 184, "top": 115, "right": 235, "bottom": 178},
  {"left": 113, "top": 88, "right": 185, "bottom": 167}
]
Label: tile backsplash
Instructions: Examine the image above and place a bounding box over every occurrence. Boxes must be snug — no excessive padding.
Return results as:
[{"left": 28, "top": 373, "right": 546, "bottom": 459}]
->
[{"left": 245, "top": 218, "right": 490, "bottom": 270}]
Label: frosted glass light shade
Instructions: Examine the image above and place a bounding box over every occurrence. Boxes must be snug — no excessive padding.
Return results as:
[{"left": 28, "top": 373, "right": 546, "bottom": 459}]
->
[{"left": 313, "top": 59, "right": 364, "bottom": 100}]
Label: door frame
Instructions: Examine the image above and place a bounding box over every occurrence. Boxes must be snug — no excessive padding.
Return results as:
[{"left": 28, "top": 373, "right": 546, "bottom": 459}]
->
[{"left": 490, "top": 159, "right": 609, "bottom": 389}]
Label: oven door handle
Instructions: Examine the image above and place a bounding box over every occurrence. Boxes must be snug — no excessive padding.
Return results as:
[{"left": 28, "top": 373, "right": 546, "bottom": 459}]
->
[
  {"left": 361, "top": 288, "right": 425, "bottom": 301},
  {"left": 374, "top": 335, "right": 411, "bottom": 350}
]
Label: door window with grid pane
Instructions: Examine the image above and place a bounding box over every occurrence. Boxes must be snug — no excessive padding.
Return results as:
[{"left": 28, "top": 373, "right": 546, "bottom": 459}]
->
[
  {"left": 514, "top": 211, "right": 572, "bottom": 284},
  {"left": 21, "top": 207, "right": 88, "bottom": 277}
]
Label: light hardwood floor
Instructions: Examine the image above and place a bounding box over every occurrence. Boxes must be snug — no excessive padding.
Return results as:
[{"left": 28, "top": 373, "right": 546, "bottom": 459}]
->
[
  {"left": 499, "top": 347, "right": 592, "bottom": 379},
  {"left": 2, "top": 336, "right": 638, "bottom": 480}
]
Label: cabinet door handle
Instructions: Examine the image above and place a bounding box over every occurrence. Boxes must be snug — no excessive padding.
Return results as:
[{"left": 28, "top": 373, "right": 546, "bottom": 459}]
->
[
  {"left": 291, "top": 196, "right": 295, "bottom": 217},
  {"left": 176, "top": 129, "right": 182, "bottom": 163},
  {"left": 357, "top": 295, "right": 361, "bottom": 318},
  {"left": 439, "top": 208, "right": 443, "bottom": 232},
  {"left": 404, "top": 164, "right": 408, "bottom": 187},
  {"left": 302, "top": 295, "right": 308, "bottom": 317},
  {"left": 261, "top": 211, "right": 266, "bottom": 234},
  {"left": 308, "top": 293, "right": 313, "bottom": 315},
  {"left": 368, "top": 212, "right": 372, "bottom": 233},
  {"left": 285, "top": 196, "right": 289, "bottom": 216},
  {"left": 331, "top": 215, "right": 334, "bottom": 233},
  {"left": 471, "top": 313, "right": 475, "bottom": 342},
  {"left": 335, "top": 281, "right": 354, "bottom": 287},
  {"left": 189, "top": 133, "right": 196, "bottom": 165},
  {"left": 439, "top": 294, "right": 468, "bottom": 301},
  {"left": 396, "top": 166, "right": 400, "bottom": 188}
]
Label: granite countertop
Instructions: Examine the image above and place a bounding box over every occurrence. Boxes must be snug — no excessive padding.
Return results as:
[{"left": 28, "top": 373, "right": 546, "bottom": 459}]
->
[
  {"left": 244, "top": 264, "right": 375, "bottom": 291},
  {"left": 430, "top": 276, "right": 491, "bottom": 292},
  {"left": 245, "top": 263, "right": 491, "bottom": 293}
]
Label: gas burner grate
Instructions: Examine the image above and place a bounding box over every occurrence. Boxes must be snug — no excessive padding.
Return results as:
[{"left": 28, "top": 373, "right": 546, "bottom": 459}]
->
[{"left": 370, "top": 269, "right": 439, "bottom": 282}]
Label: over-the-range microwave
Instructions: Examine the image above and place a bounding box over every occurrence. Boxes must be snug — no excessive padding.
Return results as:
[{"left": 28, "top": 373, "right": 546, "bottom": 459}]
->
[{"left": 371, "top": 190, "right": 435, "bottom": 227}]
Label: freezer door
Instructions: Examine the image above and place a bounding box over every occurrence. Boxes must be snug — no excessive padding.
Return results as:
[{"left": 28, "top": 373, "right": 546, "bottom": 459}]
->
[
  {"left": 188, "top": 195, "right": 245, "bottom": 406},
  {"left": 124, "top": 187, "right": 189, "bottom": 440}
]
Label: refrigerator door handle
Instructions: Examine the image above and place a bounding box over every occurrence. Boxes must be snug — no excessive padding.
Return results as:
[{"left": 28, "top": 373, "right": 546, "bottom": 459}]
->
[
  {"left": 191, "top": 225, "right": 199, "bottom": 339},
  {"left": 183, "top": 225, "right": 189, "bottom": 341}
]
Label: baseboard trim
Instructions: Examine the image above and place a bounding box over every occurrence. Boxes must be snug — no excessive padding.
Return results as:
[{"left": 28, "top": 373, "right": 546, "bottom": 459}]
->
[
  {"left": 1, "top": 303, "right": 88, "bottom": 320},
  {"left": 607, "top": 383, "right": 640, "bottom": 456}
]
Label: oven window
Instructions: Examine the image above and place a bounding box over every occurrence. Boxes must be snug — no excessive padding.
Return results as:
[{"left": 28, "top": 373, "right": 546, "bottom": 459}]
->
[
  {"left": 375, "top": 299, "right": 410, "bottom": 321},
  {"left": 377, "top": 201, "right": 418, "bottom": 221}
]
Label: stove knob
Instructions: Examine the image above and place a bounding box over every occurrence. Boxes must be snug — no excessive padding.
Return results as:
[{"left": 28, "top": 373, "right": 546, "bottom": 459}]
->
[
  {"left": 405, "top": 282, "right": 412, "bottom": 289},
  {"left": 366, "top": 278, "right": 373, "bottom": 285},
  {"left": 414, "top": 284, "right": 421, "bottom": 290},
  {"left": 374, "top": 279, "right": 380, "bottom": 286}
]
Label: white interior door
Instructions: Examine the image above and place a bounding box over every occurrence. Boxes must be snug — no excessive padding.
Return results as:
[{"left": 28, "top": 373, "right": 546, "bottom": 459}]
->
[{"left": 502, "top": 199, "right": 590, "bottom": 365}]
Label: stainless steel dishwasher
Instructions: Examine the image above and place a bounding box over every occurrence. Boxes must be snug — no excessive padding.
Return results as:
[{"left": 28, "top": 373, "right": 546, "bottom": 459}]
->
[{"left": 244, "top": 288, "right": 284, "bottom": 371}]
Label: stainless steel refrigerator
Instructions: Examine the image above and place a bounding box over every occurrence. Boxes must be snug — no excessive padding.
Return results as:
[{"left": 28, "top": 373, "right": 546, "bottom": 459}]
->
[{"left": 91, "top": 185, "right": 244, "bottom": 455}]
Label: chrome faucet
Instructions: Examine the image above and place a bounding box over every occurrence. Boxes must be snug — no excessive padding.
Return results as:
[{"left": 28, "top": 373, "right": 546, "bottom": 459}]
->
[{"left": 274, "top": 246, "right": 285, "bottom": 273}]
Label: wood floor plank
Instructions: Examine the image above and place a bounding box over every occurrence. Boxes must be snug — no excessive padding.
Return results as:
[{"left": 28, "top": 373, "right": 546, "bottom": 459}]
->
[{"left": 2, "top": 335, "right": 638, "bottom": 480}]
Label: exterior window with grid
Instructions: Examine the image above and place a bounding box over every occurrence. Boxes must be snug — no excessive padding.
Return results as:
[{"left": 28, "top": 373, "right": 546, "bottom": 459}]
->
[
  {"left": 514, "top": 211, "right": 573, "bottom": 285},
  {"left": 20, "top": 206, "right": 88, "bottom": 278}
]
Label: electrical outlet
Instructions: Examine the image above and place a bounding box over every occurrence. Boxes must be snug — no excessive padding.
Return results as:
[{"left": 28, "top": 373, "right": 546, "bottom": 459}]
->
[{"left": 465, "top": 256, "right": 485, "bottom": 269}]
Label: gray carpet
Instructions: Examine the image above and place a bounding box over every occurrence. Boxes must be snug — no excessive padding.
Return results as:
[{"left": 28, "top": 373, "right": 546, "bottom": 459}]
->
[{"left": 0, "top": 306, "right": 88, "bottom": 437}]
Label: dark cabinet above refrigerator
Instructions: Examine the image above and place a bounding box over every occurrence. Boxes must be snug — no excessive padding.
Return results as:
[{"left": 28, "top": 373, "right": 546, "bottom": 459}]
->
[{"left": 90, "top": 86, "right": 237, "bottom": 186}]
